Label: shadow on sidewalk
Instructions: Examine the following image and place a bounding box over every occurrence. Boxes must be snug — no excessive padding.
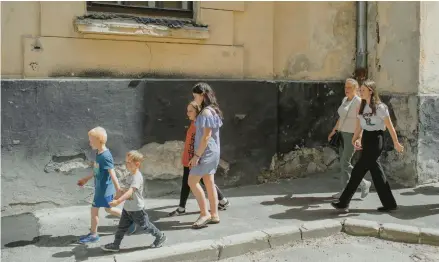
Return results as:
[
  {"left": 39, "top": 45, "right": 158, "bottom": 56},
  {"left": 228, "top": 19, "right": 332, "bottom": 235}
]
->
[
  {"left": 3, "top": 233, "right": 112, "bottom": 249},
  {"left": 270, "top": 208, "right": 360, "bottom": 221},
  {"left": 52, "top": 244, "right": 152, "bottom": 261},
  {"left": 268, "top": 203, "right": 439, "bottom": 222},
  {"left": 348, "top": 203, "right": 439, "bottom": 220},
  {"left": 261, "top": 194, "right": 363, "bottom": 221},
  {"left": 261, "top": 194, "right": 361, "bottom": 209},
  {"left": 3, "top": 205, "right": 195, "bottom": 249},
  {"left": 400, "top": 185, "right": 439, "bottom": 196}
]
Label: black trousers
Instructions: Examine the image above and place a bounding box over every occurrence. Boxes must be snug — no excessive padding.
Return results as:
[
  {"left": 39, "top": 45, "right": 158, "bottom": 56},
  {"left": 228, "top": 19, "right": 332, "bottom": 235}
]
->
[
  {"left": 113, "top": 209, "right": 161, "bottom": 246},
  {"left": 179, "top": 167, "right": 225, "bottom": 208},
  {"left": 339, "top": 130, "right": 397, "bottom": 208}
]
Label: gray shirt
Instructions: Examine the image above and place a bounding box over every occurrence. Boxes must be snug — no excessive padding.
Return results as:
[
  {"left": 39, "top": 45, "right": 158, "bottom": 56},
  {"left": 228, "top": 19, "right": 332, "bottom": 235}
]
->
[
  {"left": 121, "top": 171, "right": 145, "bottom": 211},
  {"left": 337, "top": 96, "right": 362, "bottom": 133},
  {"left": 358, "top": 103, "right": 390, "bottom": 131}
]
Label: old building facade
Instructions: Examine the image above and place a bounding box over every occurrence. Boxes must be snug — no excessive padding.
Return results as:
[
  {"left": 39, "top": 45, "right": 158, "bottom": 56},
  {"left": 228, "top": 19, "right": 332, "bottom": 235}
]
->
[{"left": 1, "top": 1, "right": 438, "bottom": 216}]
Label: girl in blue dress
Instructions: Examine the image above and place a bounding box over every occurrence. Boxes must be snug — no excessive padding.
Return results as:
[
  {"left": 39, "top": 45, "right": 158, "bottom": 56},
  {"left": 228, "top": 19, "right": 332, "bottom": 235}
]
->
[{"left": 188, "top": 82, "right": 224, "bottom": 229}]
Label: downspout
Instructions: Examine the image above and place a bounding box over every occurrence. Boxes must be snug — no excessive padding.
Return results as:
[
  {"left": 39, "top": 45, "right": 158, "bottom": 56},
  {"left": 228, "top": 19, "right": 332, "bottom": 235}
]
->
[{"left": 355, "top": 1, "right": 368, "bottom": 82}]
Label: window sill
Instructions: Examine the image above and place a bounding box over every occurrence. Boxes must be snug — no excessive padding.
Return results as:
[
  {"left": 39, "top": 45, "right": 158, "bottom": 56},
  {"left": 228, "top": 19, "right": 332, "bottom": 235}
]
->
[{"left": 74, "top": 17, "right": 209, "bottom": 40}]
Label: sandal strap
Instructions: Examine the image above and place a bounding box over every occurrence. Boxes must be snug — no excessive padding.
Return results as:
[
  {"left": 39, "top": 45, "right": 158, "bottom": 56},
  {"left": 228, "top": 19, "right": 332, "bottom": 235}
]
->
[{"left": 193, "top": 216, "right": 211, "bottom": 226}]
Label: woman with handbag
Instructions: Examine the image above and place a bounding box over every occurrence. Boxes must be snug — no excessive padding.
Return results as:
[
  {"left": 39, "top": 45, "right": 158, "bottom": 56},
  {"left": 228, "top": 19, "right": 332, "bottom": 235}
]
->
[
  {"left": 331, "top": 79, "right": 403, "bottom": 212},
  {"left": 328, "top": 78, "right": 371, "bottom": 199}
]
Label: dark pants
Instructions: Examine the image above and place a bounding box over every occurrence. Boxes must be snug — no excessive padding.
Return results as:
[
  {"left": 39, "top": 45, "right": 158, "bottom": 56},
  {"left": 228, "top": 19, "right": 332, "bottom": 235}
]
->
[
  {"left": 179, "top": 167, "right": 225, "bottom": 208},
  {"left": 339, "top": 130, "right": 397, "bottom": 208},
  {"left": 114, "top": 209, "right": 161, "bottom": 246}
]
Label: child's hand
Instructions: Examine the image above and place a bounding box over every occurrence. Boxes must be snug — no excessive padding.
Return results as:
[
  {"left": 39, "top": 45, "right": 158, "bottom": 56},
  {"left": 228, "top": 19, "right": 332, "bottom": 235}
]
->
[
  {"left": 115, "top": 189, "right": 124, "bottom": 199},
  {"left": 109, "top": 199, "right": 120, "bottom": 207},
  {"left": 77, "top": 178, "right": 87, "bottom": 187}
]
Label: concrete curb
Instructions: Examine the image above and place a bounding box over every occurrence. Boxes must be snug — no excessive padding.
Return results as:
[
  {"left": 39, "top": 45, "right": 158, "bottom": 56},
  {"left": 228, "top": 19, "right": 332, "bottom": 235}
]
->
[
  {"left": 91, "top": 219, "right": 439, "bottom": 262},
  {"left": 342, "top": 218, "right": 439, "bottom": 246}
]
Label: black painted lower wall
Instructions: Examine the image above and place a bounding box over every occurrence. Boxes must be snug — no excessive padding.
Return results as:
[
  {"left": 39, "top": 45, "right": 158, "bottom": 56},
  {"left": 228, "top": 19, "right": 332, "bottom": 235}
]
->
[{"left": 1, "top": 79, "right": 436, "bottom": 214}]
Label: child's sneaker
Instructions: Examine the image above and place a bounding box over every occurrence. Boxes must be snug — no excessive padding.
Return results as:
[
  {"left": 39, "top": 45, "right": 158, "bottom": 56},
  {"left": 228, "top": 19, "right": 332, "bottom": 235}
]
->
[
  {"left": 101, "top": 243, "right": 120, "bottom": 252},
  {"left": 79, "top": 233, "right": 100, "bottom": 244},
  {"left": 151, "top": 233, "right": 167, "bottom": 248},
  {"left": 127, "top": 222, "right": 137, "bottom": 236},
  {"left": 219, "top": 199, "right": 230, "bottom": 211}
]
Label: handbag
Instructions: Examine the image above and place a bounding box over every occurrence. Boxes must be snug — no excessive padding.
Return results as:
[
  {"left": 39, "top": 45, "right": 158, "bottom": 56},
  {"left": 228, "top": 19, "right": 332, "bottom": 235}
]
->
[{"left": 329, "top": 97, "right": 355, "bottom": 148}]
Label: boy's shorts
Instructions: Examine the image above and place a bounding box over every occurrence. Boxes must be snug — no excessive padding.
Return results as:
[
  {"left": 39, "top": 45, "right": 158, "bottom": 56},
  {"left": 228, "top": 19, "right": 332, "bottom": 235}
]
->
[{"left": 92, "top": 195, "right": 114, "bottom": 208}]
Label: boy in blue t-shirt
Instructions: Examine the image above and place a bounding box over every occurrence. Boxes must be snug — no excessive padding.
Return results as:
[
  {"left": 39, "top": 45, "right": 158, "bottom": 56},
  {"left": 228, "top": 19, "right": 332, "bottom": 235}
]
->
[{"left": 77, "top": 126, "right": 135, "bottom": 243}]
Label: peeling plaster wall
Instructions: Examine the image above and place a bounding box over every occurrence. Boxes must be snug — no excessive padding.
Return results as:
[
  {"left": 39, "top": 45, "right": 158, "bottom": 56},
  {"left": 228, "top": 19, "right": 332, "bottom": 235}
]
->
[
  {"left": 368, "top": 2, "right": 439, "bottom": 185},
  {"left": 419, "top": 2, "right": 439, "bottom": 95},
  {"left": 273, "top": 2, "right": 356, "bottom": 80},
  {"left": 1, "top": 79, "right": 277, "bottom": 216},
  {"left": 417, "top": 2, "right": 439, "bottom": 184},
  {"left": 2, "top": 79, "right": 420, "bottom": 216},
  {"left": 367, "top": 1, "right": 420, "bottom": 94}
]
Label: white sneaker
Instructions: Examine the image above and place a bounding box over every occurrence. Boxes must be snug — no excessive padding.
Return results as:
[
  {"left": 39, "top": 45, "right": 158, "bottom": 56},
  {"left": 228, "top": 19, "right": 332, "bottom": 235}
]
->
[
  {"left": 332, "top": 192, "right": 342, "bottom": 199},
  {"left": 361, "top": 181, "right": 371, "bottom": 198}
]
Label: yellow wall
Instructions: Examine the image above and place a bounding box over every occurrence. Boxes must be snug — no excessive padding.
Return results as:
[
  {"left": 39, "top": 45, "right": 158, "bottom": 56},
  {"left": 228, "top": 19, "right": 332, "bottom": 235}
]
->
[{"left": 1, "top": 1, "right": 356, "bottom": 80}]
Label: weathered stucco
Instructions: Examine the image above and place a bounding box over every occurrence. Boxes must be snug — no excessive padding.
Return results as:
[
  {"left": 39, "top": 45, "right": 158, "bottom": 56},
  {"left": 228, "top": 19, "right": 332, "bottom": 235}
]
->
[
  {"left": 367, "top": 1, "right": 420, "bottom": 94},
  {"left": 367, "top": 2, "right": 439, "bottom": 185},
  {"left": 419, "top": 2, "right": 439, "bottom": 95},
  {"left": 274, "top": 2, "right": 356, "bottom": 80},
  {"left": 1, "top": 1, "right": 355, "bottom": 80},
  {"left": 417, "top": 96, "right": 439, "bottom": 184}
]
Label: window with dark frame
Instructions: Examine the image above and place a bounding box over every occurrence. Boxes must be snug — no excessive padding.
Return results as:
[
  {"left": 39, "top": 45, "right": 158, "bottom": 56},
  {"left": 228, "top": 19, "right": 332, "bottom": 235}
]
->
[{"left": 86, "top": 1, "right": 194, "bottom": 19}]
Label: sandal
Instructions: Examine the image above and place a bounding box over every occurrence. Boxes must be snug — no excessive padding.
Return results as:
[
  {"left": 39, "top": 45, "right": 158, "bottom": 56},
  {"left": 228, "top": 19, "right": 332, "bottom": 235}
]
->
[
  {"left": 209, "top": 215, "right": 220, "bottom": 224},
  {"left": 192, "top": 216, "right": 211, "bottom": 229}
]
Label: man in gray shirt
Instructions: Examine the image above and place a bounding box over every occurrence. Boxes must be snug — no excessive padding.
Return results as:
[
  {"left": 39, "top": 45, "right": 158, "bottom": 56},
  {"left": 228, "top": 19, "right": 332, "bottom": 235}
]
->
[{"left": 101, "top": 150, "right": 166, "bottom": 252}]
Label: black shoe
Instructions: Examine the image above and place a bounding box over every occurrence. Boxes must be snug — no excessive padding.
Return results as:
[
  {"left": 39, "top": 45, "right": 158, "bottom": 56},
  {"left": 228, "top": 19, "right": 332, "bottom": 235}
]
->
[
  {"left": 219, "top": 199, "right": 230, "bottom": 211},
  {"left": 168, "top": 208, "right": 186, "bottom": 217},
  {"left": 377, "top": 206, "right": 398, "bottom": 212},
  {"left": 331, "top": 201, "right": 349, "bottom": 212},
  {"left": 101, "top": 243, "right": 120, "bottom": 252}
]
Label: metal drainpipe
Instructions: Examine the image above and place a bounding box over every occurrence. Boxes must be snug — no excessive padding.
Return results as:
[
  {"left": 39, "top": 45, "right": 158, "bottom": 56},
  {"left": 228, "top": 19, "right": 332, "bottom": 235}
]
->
[{"left": 355, "top": 1, "right": 367, "bottom": 81}]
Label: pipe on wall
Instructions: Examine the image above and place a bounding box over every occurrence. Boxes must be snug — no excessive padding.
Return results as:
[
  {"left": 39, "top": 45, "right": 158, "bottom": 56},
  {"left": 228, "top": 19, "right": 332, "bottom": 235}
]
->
[{"left": 355, "top": 1, "right": 367, "bottom": 81}]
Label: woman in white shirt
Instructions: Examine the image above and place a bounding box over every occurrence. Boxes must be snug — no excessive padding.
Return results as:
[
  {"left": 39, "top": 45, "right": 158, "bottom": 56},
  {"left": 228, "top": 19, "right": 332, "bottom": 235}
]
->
[
  {"left": 331, "top": 79, "right": 404, "bottom": 212},
  {"left": 328, "top": 78, "right": 371, "bottom": 199}
]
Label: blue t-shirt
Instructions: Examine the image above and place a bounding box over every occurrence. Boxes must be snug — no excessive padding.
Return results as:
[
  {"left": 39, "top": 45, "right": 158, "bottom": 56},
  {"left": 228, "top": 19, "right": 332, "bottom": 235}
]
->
[{"left": 93, "top": 149, "right": 116, "bottom": 197}]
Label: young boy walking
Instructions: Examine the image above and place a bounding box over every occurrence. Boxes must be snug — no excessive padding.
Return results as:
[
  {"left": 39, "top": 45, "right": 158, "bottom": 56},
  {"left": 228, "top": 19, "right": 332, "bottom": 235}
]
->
[
  {"left": 102, "top": 150, "right": 166, "bottom": 252},
  {"left": 77, "top": 126, "right": 135, "bottom": 244}
]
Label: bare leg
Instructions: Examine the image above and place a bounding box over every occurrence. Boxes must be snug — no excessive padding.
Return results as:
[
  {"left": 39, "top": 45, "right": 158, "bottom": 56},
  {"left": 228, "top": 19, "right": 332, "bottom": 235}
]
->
[
  {"left": 105, "top": 207, "right": 122, "bottom": 217},
  {"left": 203, "top": 174, "right": 219, "bottom": 218},
  {"left": 188, "top": 174, "right": 209, "bottom": 217},
  {"left": 90, "top": 207, "right": 99, "bottom": 234}
]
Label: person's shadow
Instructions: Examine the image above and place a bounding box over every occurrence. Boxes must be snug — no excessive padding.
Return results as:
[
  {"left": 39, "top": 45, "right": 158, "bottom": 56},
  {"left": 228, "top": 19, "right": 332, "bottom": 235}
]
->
[
  {"left": 400, "top": 185, "right": 439, "bottom": 196},
  {"left": 52, "top": 244, "right": 152, "bottom": 261},
  {"left": 347, "top": 203, "right": 439, "bottom": 220},
  {"left": 261, "top": 194, "right": 362, "bottom": 221},
  {"left": 261, "top": 194, "right": 361, "bottom": 209},
  {"left": 3, "top": 204, "right": 197, "bottom": 261}
]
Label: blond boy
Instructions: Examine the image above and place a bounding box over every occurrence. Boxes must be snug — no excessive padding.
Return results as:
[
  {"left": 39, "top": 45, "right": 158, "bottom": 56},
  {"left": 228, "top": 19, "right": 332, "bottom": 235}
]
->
[
  {"left": 102, "top": 150, "right": 166, "bottom": 252},
  {"left": 77, "top": 127, "right": 135, "bottom": 243}
]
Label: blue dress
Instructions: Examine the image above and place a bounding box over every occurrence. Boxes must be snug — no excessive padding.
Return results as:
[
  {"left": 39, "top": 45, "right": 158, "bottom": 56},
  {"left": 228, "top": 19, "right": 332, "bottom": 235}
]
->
[{"left": 189, "top": 106, "right": 223, "bottom": 176}]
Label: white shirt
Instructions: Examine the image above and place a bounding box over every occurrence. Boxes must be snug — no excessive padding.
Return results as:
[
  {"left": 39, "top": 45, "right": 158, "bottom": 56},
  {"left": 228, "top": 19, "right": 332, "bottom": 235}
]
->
[
  {"left": 358, "top": 103, "right": 389, "bottom": 131},
  {"left": 337, "top": 96, "right": 361, "bottom": 133}
]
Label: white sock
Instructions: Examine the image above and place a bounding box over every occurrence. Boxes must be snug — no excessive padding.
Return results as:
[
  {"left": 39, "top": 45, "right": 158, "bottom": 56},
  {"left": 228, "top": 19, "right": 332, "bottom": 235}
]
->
[{"left": 178, "top": 207, "right": 185, "bottom": 212}]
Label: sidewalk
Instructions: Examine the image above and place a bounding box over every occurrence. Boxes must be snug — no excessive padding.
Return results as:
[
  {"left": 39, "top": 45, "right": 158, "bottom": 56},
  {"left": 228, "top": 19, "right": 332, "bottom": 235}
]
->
[{"left": 2, "top": 172, "right": 439, "bottom": 262}]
